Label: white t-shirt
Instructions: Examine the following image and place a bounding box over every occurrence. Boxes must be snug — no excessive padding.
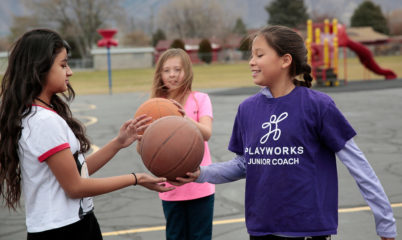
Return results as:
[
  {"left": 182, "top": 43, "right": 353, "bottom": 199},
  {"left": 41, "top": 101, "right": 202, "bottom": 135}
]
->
[{"left": 19, "top": 105, "right": 94, "bottom": 233}]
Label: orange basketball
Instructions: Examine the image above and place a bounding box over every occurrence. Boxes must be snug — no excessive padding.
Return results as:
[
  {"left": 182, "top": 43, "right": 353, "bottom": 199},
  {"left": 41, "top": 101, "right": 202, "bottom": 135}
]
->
[
  {"left": 139, "top": 116, "right": 204, "bottom": 181},
  {"left": 134, "top": 98, "right": 182, "bottom": 134}
]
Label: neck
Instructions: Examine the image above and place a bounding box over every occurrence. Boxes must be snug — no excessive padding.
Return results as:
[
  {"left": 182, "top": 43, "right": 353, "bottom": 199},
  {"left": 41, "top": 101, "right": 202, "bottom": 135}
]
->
[
  {"left": 35, "top": 92, "right": 52, "bottom": 107},
  {"left": 267, "top": 77, "right": 295, "bottom": 98}
]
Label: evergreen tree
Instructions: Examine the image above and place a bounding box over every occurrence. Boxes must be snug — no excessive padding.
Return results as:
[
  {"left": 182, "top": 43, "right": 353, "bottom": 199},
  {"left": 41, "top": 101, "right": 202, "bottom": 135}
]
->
[
  {"left": 233, "top": 18, "right": 247, "bottom": 35},
  {"left": 266, "top": 0, "right": 309, "bottom": 28},
  {"left": 351, "top": 1, "right": 389, "bottom": 34},
  {"left": 170, "top": 39, "right": 185, "bottom": 50},
  {"left": 152, "top": 28, "right": 166, "bottom": 47}
]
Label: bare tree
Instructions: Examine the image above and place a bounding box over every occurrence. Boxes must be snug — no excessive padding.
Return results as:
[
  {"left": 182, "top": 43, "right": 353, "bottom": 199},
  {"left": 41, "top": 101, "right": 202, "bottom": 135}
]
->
[
  {"left": 23, "top": 0, "right": 124, "bottom": 58},
  {"left": 157, "top": 0, "right": 235, "bottom": 39}
]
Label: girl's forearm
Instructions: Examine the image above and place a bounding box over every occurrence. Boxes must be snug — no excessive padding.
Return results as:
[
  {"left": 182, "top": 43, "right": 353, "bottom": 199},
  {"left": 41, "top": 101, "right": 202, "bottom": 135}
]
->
[
  {"left": 67, "top": 174, "right": 135, "bottom": 199},
  {"left": 197, "top": 155, "right": 246, "bottom": 184}
]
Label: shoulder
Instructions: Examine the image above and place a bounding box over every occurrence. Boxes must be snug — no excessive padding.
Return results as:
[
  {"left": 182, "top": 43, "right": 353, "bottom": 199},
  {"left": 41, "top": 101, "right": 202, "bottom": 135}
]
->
[
  {"left": 298, "top": 87, "right": 335, "bottom": 111},
  {"left": 24, "top": 106, "right": 67, "bottom": 129},
  {"left": 192, "top": 91, "right": 212, "bottom": 106},
  {"left": 192, "top": 91, "right": 210, "bottom": 101},
  {"left": 238, "top": 91, "right": 264, "bottom": 109}
]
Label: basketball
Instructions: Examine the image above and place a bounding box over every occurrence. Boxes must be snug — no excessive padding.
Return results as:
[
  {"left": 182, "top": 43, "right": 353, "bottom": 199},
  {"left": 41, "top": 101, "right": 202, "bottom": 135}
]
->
[
  {"left": 134, "top": 98, "right": 182, "bottom": 134},
  {"left": 139, "top": 116, "right": 204, "bottom": 181}
]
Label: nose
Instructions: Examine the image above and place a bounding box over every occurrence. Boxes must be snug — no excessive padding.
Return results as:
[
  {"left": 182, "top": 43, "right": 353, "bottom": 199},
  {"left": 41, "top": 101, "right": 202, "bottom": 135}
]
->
[
  {"left": 249, "top": 56, "right": 256, "bottom": 67},
  {"left": 67, "top": 65, "right": 73, "bottom": 76},
  {"left": 169, "top": 70, "right": 176, "bottom": 78}
]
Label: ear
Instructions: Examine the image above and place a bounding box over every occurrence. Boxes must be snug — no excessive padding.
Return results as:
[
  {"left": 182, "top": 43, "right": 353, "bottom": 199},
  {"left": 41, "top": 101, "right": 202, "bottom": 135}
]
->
[{"left": 281, "top": 54, "right": 292, "bottom": 69}]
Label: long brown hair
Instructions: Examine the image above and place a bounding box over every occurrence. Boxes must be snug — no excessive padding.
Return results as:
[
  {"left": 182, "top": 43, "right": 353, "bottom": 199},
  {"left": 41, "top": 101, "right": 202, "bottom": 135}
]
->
[
  {"left": 0, "top": 29, "right": 91, "bottom": 210},
  {"left": 151, "top": 48, "right": 193, "bottom": 103},
  {"left": 254, "top": 25, "right": 313, "bottom": 88}
]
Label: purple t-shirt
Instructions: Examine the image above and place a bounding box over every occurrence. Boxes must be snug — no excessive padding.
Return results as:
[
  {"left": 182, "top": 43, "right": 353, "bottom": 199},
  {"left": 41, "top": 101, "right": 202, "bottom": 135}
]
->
[{"left": 228, "top": 86, "right": 356, "bottom": 237}]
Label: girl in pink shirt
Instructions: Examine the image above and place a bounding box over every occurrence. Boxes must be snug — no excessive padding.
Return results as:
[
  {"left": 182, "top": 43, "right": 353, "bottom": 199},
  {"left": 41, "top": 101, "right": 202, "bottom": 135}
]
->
[{"left": 151, "top": 48, "right": 215, "bottom": 240}]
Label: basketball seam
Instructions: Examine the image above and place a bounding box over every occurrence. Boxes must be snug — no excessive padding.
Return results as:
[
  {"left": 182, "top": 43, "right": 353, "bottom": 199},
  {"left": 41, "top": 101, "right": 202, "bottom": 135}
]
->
[
  {"left": 148, "top": 122, "right": 187, "bottom": 169},
  {"left": 158, "top": 127, "right": 200, "bottom": 177}
]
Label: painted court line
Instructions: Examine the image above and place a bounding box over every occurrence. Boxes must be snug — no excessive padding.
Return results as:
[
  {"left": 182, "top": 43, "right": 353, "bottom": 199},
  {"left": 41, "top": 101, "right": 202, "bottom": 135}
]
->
[{"left": 102, "top": 202, "right": 402, "bottom": 237}]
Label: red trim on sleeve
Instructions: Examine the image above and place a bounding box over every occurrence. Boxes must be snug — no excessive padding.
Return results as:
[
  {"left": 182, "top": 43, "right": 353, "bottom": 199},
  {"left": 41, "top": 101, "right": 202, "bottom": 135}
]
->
[{"left": 38, "top": 143, "right": 70, "bottom": 162}]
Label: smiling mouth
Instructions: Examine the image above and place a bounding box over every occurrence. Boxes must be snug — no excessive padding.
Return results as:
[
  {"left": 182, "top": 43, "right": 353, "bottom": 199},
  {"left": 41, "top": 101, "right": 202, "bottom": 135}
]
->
[{"left": 251, "top": 70, "right": 261, "bottom": 77}]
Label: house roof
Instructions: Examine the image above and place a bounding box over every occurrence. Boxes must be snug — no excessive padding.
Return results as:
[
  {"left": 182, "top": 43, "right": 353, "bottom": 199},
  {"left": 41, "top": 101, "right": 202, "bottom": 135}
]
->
[
  {"left": 346, "top": 27, "right": 389, "bottom": 44},
  {"left": 155, "top": 38, "right": 221, "bottom": 51}
]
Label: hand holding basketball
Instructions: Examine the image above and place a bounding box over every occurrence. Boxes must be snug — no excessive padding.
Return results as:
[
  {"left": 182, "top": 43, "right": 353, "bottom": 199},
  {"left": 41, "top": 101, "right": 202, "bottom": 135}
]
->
[
  {"left": 136, "top": 173, "right": 175, "bottom": 192},
  {"left": 169, "top": 99, "right": 186, "bottom": 117},
  {"left": 114, "top": 115, "right": 152, "bottom": 149},
  {"left": 169, "top": 167, "right": 201, "bottom": 186}
]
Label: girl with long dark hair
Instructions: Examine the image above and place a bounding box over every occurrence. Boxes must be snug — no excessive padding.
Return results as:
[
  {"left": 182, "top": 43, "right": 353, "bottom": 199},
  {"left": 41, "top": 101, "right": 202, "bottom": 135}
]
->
[{"left": 0, "top": 29, "right": 173, "bottom": 240}]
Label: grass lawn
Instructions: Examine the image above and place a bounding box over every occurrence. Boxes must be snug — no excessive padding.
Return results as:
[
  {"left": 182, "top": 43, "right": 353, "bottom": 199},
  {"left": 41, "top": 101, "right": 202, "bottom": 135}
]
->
[{"left": 1, "top": 55, "right": 401, "bottom": 95}]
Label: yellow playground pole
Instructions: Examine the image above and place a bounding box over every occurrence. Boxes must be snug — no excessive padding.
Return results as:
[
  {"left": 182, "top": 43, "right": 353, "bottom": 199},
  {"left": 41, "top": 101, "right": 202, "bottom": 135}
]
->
[
  {"left": 324, "top": 19, "right": 330, "bottom": 34},
  {"left": 324, "top": 38, "right": 329, "bottom": 68},
  {"left": 315, "top": 28, "right": 321, "bottom": 44},
  {"left": 307, "top": 19, "right": 313, "bottom": 42},
  {"left": 306, "top": 38, "right": 312, "bottom": 66},
  {"left": 333, "top": 37, "right": 339, "bottom": 75},
  {"left": 332, "top": 18, "right": 338, "bottom": 36}
]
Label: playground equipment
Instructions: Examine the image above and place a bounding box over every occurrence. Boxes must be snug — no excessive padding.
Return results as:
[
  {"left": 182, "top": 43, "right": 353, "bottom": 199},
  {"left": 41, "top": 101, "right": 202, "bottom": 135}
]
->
[
  {"left": 97, "top": 29, "right": 118, "bottom": 94},
  {"left": 306, "top": 19, "right": 397, "bottom": 87}
]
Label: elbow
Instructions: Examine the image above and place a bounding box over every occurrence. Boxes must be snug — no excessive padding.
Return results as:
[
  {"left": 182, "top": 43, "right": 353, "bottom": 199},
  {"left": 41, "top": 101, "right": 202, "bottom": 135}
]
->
[
  {"left": 65, "top": 187, "right": 83, "bottom": 199},
  {"left": 63, "top": 182, "right": 86, "bottom": 199},
  {"left": 202, "top": 130, "right": 212, "bottom": 141}
]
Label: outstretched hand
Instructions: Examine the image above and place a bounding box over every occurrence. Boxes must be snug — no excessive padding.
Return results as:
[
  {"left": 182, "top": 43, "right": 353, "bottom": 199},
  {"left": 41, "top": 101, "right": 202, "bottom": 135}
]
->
[
  {"left": 115, "top": 115, "right": 152, "bottom": 149},
  {"left": 136, "top": 173, "right": 175, "bottom": 192},
  {"left": 168, "top": 168, "right": 200, "bottom": 186}
]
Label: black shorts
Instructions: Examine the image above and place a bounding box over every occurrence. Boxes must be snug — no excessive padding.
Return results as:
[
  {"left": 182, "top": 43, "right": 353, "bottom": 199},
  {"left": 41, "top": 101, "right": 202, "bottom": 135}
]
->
[{"left": 27, "top": 212, "right": 102, "bottom": 240}]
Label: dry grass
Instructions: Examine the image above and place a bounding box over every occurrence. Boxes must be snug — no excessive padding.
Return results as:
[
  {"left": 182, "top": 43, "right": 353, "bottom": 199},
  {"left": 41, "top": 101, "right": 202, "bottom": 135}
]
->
[{"left": 1, "top": 55, "right": 401, "bottom": 95}]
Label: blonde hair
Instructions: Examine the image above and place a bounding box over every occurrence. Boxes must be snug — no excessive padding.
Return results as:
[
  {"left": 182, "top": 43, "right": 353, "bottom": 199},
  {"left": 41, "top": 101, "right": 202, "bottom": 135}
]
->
[{"left": 151, "top": 48, "right": 193, "bottom": 103}]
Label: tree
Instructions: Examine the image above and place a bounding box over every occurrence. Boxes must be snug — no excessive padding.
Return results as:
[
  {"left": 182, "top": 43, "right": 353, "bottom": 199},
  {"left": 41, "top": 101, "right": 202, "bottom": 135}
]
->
[
  {"left": 232, "top": 18, "right": 247, "bottom": 35},
  {"left": 170, "top": 39, "right": 185, "bottom": 50},
  {"left": 23, "top": 0, "right": 124, "bottom": 58},
  {"left": 266, "top": 0, "right": 309, "bottom": 28},
  {"left": 351, "top": 1, "right": 389, "bottom": 34},
  {"left": 152, "top": 28, "right": 166, "bottom": 47},
  {"left": 238, "top": 36, "right": 251, "bottom": 60},
  {"left": 8, "top": 16, "right": 41, "bottom": 43},
  {"left": 198, "top": 39, "right": 212, "bottom": 64},
  {"left": 157, "top": 0, "right": 234, "bottom": 39}
]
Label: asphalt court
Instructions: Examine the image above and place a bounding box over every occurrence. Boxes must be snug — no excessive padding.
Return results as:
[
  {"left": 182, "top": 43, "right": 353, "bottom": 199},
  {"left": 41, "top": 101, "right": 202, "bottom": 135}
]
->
[{"left": 1, "top": 79, "right": 401, "bottom": 239}]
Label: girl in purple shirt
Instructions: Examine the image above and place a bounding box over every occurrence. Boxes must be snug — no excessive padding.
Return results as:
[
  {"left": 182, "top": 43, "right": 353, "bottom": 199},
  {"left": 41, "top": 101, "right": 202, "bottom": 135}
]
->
[{"left": 173, "top": 26, "right": 396, "bottom": 240}]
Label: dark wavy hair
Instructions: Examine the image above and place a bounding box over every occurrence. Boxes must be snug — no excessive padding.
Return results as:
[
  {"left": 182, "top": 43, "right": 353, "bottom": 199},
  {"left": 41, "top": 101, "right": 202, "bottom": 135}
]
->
[
  {"left": 0, "top": 29, "right": 91, "bottom": 210},
  {"left": 254, "top": 25, "right": 314, "bottom": 88}
]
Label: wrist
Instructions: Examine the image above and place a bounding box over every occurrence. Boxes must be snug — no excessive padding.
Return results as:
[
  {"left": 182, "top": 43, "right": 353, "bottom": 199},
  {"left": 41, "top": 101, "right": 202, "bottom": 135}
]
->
[
  {"left": 111, "top": 137, "right": 124, "bottom": 150},
  {"left": 131, "top": 172, "right": 138, "bottom": 186}
]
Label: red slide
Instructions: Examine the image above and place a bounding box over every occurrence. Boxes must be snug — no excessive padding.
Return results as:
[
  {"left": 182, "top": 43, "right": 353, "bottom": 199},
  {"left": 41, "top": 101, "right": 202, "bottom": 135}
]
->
[{"left": 338, "top": 25, "right": 397, "bottom": 80}]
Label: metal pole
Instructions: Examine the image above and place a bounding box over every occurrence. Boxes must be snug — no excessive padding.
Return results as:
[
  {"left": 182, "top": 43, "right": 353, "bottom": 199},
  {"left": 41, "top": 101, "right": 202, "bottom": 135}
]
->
[{"left": 107, "top": 47, "right": 112, "bottom": 95}]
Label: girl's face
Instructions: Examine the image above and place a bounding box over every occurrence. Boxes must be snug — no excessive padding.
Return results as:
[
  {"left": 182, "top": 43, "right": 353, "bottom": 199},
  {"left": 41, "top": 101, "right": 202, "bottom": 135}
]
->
[
  {"left": 249, "top": 35, "right": 284, "bottom": 86},
  {"left": 45, "top": 48, "right": 72, "bottom": 94},
  {"left": 161, "top": 56, "right": 185, "bottom": 91}
]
